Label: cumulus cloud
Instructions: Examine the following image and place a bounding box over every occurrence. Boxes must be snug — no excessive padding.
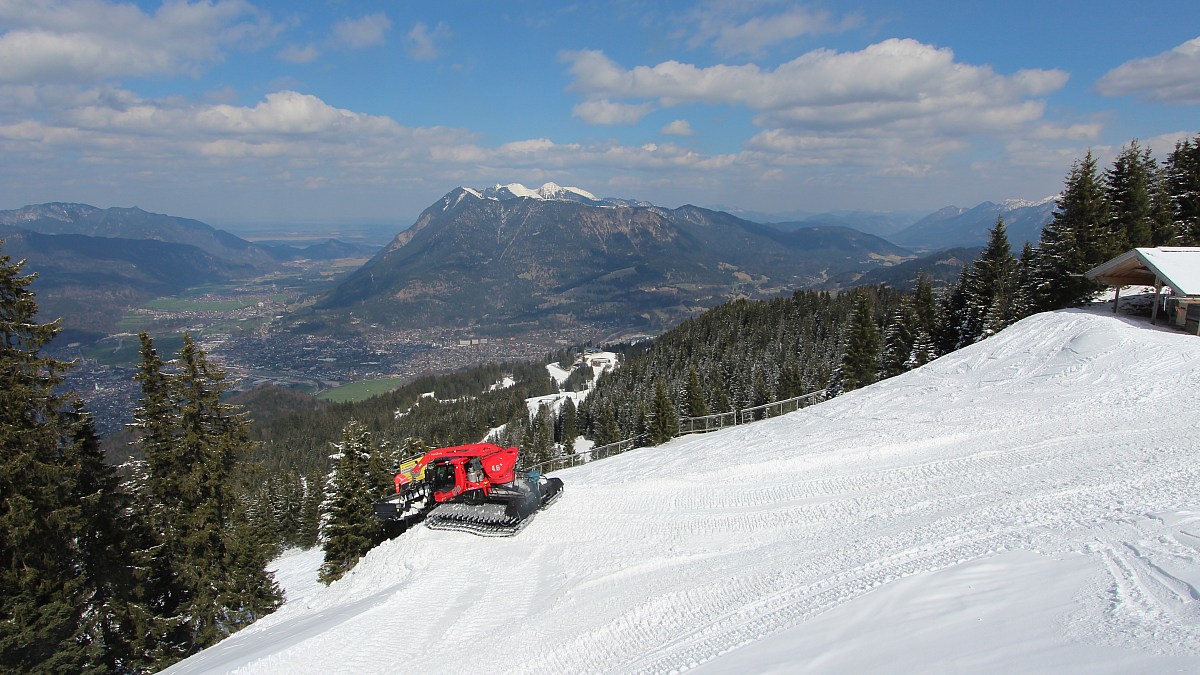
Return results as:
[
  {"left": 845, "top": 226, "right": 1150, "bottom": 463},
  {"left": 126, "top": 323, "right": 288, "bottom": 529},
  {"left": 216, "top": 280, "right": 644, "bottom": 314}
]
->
[
  {"left": 1095, "top": 36, "right": 1200, "bottom": 104},
  {"left": 332, "top": 13, "right": 391, "bottom": 49},
  {"left": 0, "top": 0, "right": 280, "bottom": 83},
  {"left": 562, "top": 38, "right": 1070, "bottom": 173},
  {"left": 564, "top": 39, "right": 1067, "bottom": 130},
  {"left": 572, "top": 99, "right": 655, "bottom": 125},
  {"left": 661, "top": 119, "right": 694, "bottom": 136},
  {"left": 406, "top": 21, "right": 451, "bottom": 61}
]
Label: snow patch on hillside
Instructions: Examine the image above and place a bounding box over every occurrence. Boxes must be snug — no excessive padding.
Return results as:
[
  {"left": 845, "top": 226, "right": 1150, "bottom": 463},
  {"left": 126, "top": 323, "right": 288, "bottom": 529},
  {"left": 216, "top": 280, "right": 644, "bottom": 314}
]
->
[{"left": 165, "top": 310, "right": 1200, "bottom": 675}]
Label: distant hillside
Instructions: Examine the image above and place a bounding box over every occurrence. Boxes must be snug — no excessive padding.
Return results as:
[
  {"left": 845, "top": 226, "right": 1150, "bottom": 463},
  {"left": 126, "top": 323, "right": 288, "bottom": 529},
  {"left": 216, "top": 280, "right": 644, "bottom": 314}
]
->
[
  {"left": 257, "top": 238, "right": 380, "bottom": 261},
  {"left": 821, "top": 247, "right": 982, "bottom": 292},
  {"left": 0, "top": 202, "right": 289, "bottom": 339},
  {"left": 0, "top": 229, "right": 246, "bottom": 337},
  {"left": 298, "top": 184, "right": 913, "bottom": 334},
  {"left": 767, "top": 211, "right": 917, "bottom": 238},
  {"left": 890, "top": 198, "right": 1056, "bottom": 251},
  {"left": 0, "top": 202, "right": 278, "bottom": 270}
]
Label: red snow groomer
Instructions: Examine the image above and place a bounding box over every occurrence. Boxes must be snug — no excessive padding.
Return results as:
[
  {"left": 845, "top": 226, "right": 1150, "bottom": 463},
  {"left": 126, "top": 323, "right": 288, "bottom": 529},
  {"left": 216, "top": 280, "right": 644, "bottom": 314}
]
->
[{"left": 373, "top": 443, "right": 564, "bottom": 537}]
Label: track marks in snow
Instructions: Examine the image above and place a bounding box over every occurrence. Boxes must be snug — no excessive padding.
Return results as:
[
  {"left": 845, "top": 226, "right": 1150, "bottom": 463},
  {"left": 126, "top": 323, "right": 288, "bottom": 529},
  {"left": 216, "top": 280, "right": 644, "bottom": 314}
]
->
[{"left": 169, "top": 311, "right": 1200, "bottom": 675}]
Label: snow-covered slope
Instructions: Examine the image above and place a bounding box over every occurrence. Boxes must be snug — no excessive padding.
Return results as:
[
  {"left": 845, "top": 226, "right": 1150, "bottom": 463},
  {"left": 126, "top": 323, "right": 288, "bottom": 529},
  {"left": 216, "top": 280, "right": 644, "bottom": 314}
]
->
[{"left": 166, "top": 310, "right": 1200, "bottom": 674}]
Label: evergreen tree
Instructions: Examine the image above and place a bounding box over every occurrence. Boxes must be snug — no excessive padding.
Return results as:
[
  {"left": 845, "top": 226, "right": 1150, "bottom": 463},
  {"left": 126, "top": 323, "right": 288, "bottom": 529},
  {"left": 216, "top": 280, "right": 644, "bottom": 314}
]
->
[
  {"left": 1105, "top": 140, "right": 1157, "bottom": 249},
  {"left": 1166, "top": 135, "right": 1200, "bottom": 244},
  {"left": 933, "top": 272, "right": 968, "bottom": 354},
  {"left": 962, "top": 216, "right": 1018, "bottom": 342},
  {"left": 837, "top": 290, "right": 881, "bottom": 392},
  {"left": 1038, "top": 151, "right": 1110, "bottom": 309},
  {"left": 523, "top": 403, "right": 555, "bottom": 467},
  {"left": 685, "top": 365, "right": 709, "bottom": 418},
  {"left": 559, "top": 397, "right": 577, "bottom": 455},
  {"left": 132, "top": 333, "right": 282, "bottom": 662},
  {"left": 1149, "top": 160, "right": 1179, "bottom": 246},
  {"left": 907, "top": 273, "right": 938, "bottom": 366},
  {"left": 0, "top": 246, "right": 134, "bottom": 673},
  {"left": 1010, "top": 242, "right": 1040, "bottom": 322},
  {"left": 911, "top": 273, "right": 937, "bottom": 341},
  {"left": 319, "top": 420, "right": 382, "bottom": 584},
  {"left": 647, "top": 380, "right": 679, "bottom": 444},
  {"left": 595, "top": 407, "right": 620, "bottom": 448},
  {"left": 879, "top": 301, "right": 916, "bottom": 378}
]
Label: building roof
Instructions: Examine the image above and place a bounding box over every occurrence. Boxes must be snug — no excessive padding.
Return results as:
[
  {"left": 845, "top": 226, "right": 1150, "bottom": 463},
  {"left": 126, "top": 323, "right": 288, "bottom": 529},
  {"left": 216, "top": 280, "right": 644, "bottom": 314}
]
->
[{"left": 1085, "top": 247, "right": 1200, "bottom": 297}]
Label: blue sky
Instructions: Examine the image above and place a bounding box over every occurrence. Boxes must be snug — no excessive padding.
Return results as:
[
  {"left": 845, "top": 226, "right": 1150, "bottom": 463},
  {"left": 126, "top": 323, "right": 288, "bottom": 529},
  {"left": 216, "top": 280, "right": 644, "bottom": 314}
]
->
[{"left": 1, "top": 1, "right": 1198, "bottom": 229}]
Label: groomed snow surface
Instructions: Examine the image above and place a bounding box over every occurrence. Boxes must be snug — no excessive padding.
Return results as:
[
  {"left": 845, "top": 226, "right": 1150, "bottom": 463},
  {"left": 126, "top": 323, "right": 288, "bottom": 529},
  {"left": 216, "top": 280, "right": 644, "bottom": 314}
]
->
[{"left": 166, "top": 310, "right": 1200, "bottom": 674}]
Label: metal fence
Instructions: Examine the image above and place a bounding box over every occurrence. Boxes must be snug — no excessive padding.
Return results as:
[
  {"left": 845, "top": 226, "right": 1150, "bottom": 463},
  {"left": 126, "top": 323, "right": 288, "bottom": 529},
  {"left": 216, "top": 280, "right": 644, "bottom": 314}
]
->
[
  {"left": 526, "top": 389, "right": 827, "bottom": 475},
  {"left": 527, "top": 437, "right": 636, "bottom": 475},
  {"left": 677, "top": 389, "right": 826, "bottom": 435}
]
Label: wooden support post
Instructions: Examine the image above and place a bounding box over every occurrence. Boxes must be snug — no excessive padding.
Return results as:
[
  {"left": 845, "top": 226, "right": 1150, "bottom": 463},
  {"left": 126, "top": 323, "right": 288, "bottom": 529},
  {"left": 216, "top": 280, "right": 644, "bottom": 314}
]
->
[
  {"left": 1151, "top": 279, "right": 1162, "bottom": 325},
  {"left": 1113, "top": 286, "right": 1120, "bottom": 313}
]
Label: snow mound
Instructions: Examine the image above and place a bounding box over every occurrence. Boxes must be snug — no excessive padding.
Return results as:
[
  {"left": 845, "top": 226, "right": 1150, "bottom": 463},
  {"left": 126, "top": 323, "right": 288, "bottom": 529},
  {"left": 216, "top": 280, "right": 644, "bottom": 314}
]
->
[{"left": 165, "top": 310, "right": 1200, "bottom": 674}]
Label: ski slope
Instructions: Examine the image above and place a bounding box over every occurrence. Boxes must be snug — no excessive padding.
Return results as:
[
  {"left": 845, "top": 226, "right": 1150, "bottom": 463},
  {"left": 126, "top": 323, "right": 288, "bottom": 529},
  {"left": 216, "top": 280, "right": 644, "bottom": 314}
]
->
[{"left": 166, "top": 310, "right": 1200, "bottom": 674}]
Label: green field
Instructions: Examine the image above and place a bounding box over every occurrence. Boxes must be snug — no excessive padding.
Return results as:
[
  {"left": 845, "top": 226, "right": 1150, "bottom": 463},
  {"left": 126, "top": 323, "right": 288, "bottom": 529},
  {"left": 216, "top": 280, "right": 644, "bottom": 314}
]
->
[
  {"left": 87, "top": 333, "right": 187, "bottom": 367},
  {"left": 144, "top": 297, "right": 258, "bottom": 312},
  {"left": 317, "top": 377, "right": 402, "bottom": 403}
]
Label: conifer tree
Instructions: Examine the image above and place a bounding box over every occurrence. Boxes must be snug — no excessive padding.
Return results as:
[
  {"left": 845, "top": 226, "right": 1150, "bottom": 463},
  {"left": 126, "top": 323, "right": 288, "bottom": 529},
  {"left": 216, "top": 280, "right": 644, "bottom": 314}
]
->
[
  {"left": 1149, "top": 163, "right": 1179, "bottom": 246},
  {"left": 595, "top": 407, "right": 620, "bottom": 448},
  {"left": 879, "top": 301, "right": 916, "bottom": 378},
  {"left": 1011, "top": 242, "right": 1041, "bottom": 322},
  {"left": 647, "top": 380, "right": 679, "bottom": 444},
  {"left": 132, "top": 333, "right": 282, "bottom": 661},
  {"left": 0, "top": 246, "right": 134, "bottom": 673},
  {"left": 837, "top": 290, "right": 881, "bottom": 392},
  {"left": 1166, "top": 135, "right": 1200, "bottom": 244},
  {"left": 522, "top": 403, "right": 555, "bottom": 466},
  {"left": 961, "top": 216, "right": 1018, "bottom": 342},
  {"left": 1038, "top": 151, "right": 1109, "bottom": 309},
  {"left": 1105, "top": 140, "right": 1156, "bottom": 249},
  {"left": 319, "top": 420, "right": 382, "bottom": 584},
  {"left": 296, "top": 469, "right": 325, "bottom": 548},
  {"left": 911, "top": 273, "right": 937, "bottom": 341},
  {"left": 685, "top": 365, "right": 708, "bottom": 418},
  {"left": 559, "top": 397, "right": 577, "bottom": 455},
  {"left": 907, "top": 273, "right": 938, "bottom": 366},
  {"left": 933, "top": 272, "right": 968, "bottom": 354}
]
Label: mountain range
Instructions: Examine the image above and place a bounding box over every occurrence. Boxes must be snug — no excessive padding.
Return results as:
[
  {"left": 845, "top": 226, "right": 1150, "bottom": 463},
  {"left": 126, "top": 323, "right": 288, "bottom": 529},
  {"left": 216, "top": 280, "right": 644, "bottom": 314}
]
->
[
  {"left": 0, "top": 203, "right": 371, "bottom": 338},
  {"left": 299, "top": 184, "right": 911, "bottom": 333},
  {"left": 0, "top": 188, "right": 1060, "bottom": 340},
  {"left": 888, "top": 197, "right": 1057, "bottom": 251}
]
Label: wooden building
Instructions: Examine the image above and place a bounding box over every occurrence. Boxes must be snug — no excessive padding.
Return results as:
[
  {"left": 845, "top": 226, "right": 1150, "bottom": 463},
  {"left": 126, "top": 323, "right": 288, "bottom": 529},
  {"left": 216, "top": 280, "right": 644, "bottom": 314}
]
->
[{"left": 1085, "top": 247, "right": 1200, "bottom": 335}]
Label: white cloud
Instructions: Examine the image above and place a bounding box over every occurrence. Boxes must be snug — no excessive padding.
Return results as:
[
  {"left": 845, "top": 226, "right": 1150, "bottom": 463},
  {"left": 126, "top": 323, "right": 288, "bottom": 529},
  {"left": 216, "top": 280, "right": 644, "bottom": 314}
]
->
[
  {"left": 332, "top": 13, "right": 391, "bottom": 49},
  {"left": 278, "top": 44, "right": 320, "bottom": 64},
  {"left": 563, "top": 38, "right": 1072, "bottom": 174},
  {"left": 405, "top": 21, "right": 451, "bottom": 61},
  {"left": 572, "top": 99, "right": 655, "bottom": 125},
  {"left": 1095, "top": 36, "right": 1200, "bottom": 104},
  {"left": 564, "top": 40, "right": 1067, "bottom": 128},
  {"left": 684, "top": 3, "right": 862, "bottom": 56},
  {"left": 661, "top": 119, "right": 694, "bottom": 136},
  {"left": 0, "top": 0, "right": 280, "bottom": 83}
]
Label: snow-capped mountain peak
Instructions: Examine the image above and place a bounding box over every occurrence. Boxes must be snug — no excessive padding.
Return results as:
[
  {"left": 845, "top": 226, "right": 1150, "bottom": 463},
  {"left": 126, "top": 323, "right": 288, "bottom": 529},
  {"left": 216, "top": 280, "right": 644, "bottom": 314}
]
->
[
  {"left": 535, "top": 182, "right": 599, "bottom": 202},
  {"left": 1001, "top": 195, "right": 1059, "bottom": 210},
  {"left": 478, "top": 182, "right": 604, "bottom": 204}
]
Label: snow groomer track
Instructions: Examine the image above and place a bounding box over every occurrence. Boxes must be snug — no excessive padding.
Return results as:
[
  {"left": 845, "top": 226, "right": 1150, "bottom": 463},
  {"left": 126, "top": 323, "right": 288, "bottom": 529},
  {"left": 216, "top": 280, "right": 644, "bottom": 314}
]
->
[{"left": 167, "top": 310, "right": 1200, "bottom": 675}]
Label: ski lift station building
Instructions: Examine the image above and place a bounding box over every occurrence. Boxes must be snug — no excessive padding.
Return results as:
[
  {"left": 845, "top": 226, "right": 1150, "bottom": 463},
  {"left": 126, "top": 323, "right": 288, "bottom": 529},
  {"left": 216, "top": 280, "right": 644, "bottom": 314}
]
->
[{"left": 1086, "top": 247, "right": 1200, "bottom": 335}]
